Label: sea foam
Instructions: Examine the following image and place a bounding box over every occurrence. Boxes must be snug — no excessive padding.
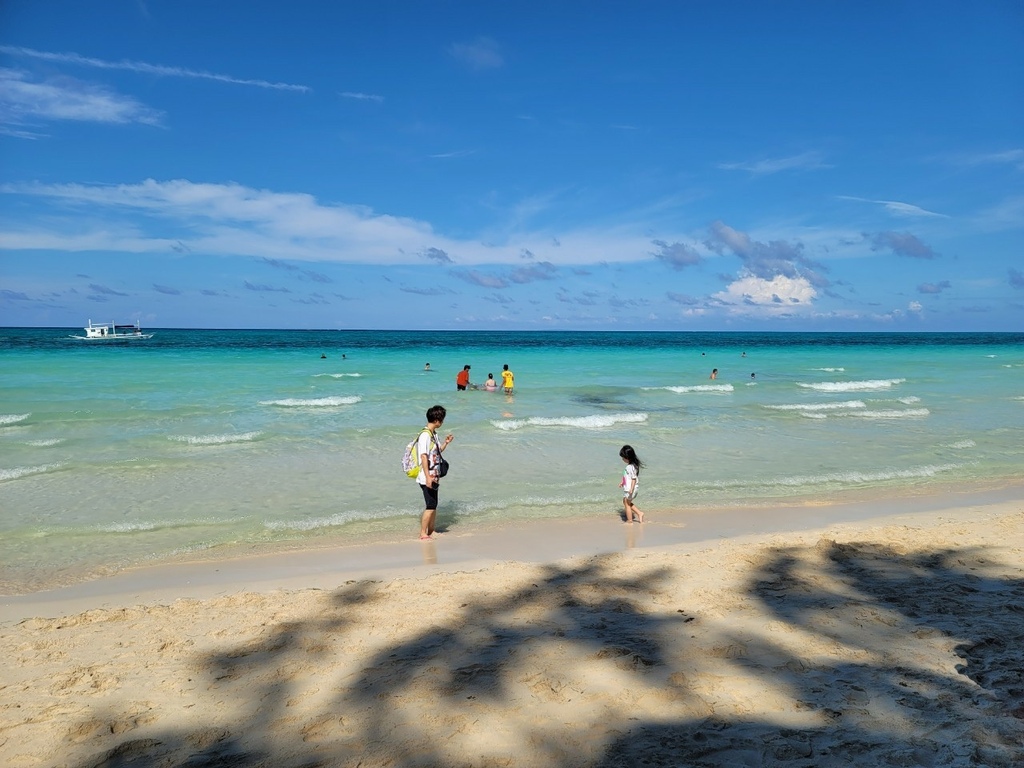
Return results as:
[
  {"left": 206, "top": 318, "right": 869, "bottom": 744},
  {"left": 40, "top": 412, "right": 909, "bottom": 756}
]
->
[
  {"left": 0, "top": 463, "right": 62, "bottom": 482},
  {"left": 942, "top": 439, "right": 976, "bottom": 449},
  {"left": 661, "top": 384, "right": 734, "bottom": 393},
  {"left": 259, "top": 396, "right": 361, "bottom": 407},
  {"left": 798, "top": 378, "right": 906, "bottom": 392},
  {"left": 492, "top": 413, "right": 648, "bottom": 431},
  {"left": 170, "top": 431, "right": 263, "bottom": 445},
  {"left": 853, "top": 408, "right": 930, "bottom": 419},
  {"left": 694, "top": 462, "right": 961, "bottom": 489},
  {"left": 764, "top": 400, "right": 866, "bottom": 412},
  {"left": 0, "top": 413, "right": 31, "bottom": 426}
]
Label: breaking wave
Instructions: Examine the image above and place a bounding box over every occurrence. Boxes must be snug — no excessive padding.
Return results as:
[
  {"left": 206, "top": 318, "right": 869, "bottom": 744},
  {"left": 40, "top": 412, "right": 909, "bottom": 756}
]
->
[
  {"left": 260, "top": 396, "right": 361, "bottom": 407},
  {"left": 169, "top": 431, "right": 263, "bottom": 445},
  {"left": 798, "top": 378, "right": 906, "bottom": 392},
  {"left": 492, "top": 413, "right": 648, "bottom": 431}
]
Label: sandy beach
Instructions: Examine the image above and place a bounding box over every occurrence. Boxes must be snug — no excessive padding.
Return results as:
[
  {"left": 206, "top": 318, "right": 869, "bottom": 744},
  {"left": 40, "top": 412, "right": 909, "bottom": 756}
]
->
[{"left": 2, "top": 491, "right": 1023, "bottom": 768}]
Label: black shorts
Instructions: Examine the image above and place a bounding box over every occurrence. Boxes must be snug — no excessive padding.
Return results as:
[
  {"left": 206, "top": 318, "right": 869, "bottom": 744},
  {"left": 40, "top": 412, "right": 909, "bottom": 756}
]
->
[
  {"left": 457, "top": 384, "right": 466, "bottom": 391},
  {"left": 420, "top": 482, "right": 439, "bottom": 510}
]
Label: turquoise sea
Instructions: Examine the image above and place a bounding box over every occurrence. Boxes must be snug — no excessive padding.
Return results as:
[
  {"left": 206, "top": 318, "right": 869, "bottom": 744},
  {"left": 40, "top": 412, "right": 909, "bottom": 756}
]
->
[{"left": 1, "top": 328, "right": 1022, "bottom": 594}]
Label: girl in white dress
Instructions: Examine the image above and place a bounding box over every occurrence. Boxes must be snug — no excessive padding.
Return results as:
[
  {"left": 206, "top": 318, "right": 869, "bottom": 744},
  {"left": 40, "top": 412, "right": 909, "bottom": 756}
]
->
[{"left": 618, "top": 444, "right": 644, "bottom": 523}]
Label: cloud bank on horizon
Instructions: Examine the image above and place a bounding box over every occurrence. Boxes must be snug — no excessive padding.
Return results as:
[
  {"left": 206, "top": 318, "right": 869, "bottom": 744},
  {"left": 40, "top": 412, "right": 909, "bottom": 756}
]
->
[{"left": 1, "top": 3, "right": 1021, "bottom": 331}]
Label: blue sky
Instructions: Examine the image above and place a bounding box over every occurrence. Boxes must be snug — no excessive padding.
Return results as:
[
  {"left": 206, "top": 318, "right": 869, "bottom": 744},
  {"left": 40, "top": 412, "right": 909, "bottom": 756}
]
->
[{"left": 1, "top": 1, "right": 1022, "bottom": 331}]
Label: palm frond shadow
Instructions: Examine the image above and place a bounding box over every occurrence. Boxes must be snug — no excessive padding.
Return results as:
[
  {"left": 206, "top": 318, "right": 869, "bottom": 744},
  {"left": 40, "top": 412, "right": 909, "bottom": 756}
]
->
[{"left": 75, "top": 543, "right": 1024, "bottom": 768}]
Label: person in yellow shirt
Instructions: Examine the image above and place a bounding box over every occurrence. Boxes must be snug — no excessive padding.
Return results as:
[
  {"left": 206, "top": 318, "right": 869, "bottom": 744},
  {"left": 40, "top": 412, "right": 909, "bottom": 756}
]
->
[{"left": 501, "top": 364, "right": 514, "bottom": 394}]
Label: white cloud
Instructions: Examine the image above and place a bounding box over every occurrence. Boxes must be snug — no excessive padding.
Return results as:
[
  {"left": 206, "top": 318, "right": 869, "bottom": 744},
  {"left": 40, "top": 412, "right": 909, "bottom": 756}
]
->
[{"left": 713, "top": 273, "right": 818, "bottom": 311}]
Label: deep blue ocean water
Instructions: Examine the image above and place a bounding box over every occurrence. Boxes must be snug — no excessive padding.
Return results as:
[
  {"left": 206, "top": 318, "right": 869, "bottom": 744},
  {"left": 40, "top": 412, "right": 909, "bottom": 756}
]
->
[{"left": 2, "top": 328, "right": 1022, "bottom": 593}]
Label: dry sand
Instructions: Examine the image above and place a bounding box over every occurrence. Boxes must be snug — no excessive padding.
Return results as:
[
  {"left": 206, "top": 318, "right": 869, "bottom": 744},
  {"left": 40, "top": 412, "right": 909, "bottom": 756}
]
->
[{"left": 1, "top": 496, "right": 1023, "bottom": 768}]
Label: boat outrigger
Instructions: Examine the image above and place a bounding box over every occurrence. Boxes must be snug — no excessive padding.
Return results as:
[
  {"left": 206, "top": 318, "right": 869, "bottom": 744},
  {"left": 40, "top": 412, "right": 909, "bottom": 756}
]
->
[{"left": 70, "top": 320, "right": 154, "bottom": 341}]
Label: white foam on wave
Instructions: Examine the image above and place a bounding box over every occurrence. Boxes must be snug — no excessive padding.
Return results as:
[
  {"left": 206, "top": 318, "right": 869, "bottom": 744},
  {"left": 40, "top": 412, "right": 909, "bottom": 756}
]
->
[
  {"left": 265, "top": 506, "right": 406, "bottom": 531},
  {"left": 853, "top": 408, "right": 930, "bottom": 419},
  {"left": 813, "top": 367, "right": 845, "bottom": 372},
  {"left": 26, "top": 438, "right": 64, "bottom": 447},
  {"left": 0, "top": 413, "right": 31, "bottom": 426},
  {"left": 492, "top": 412, "right": 648, "bottom": 431},
  {"left": 99, "top": 521, "right": 162, "bottom": 533},
  {"left": 662, "top": 384, "right": 735, "bottom": 394},
  {"left": 798, "top": 378, "right": 905, "bottom": 392},
  {"left": 0, "top": 463, "right": 62, "bottom": 482},
  {"left": 313, "top": 372, "right": 363, "bottom": 378},
  {"left": 169, "top": 431, "right": 263, "bottom": 445},
  {"left": 694, "top": 462, "right": 961, "bottom": 489},
  {"left": 259, "top": 396, "right": 361, "bottom": 407},
  {"left": 764, "top": 400, "right": 866, "bottom": 412},
  {"left": 942, "top": 439, "right": 976, "bottom": 449},
  {"left": 897, "top": 396, "right": 921, "bottom": 404}
]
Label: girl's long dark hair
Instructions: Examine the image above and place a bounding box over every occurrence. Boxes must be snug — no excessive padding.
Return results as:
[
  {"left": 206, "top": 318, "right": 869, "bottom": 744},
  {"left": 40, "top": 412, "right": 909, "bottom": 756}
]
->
[{"left": 619, "top": 444, "right": 643, "bottom": 473}]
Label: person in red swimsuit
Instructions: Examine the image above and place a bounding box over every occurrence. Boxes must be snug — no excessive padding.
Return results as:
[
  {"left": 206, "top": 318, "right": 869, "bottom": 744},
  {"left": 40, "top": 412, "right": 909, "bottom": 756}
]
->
[{"left": 456, "top": 365, "right": 471, "bottom": 391}]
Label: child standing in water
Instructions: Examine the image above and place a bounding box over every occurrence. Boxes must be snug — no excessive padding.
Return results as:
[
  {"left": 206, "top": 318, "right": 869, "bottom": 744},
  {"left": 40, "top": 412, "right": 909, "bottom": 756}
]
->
[{"left": 618, "top": 444, "right": 644, "bottom": 523}]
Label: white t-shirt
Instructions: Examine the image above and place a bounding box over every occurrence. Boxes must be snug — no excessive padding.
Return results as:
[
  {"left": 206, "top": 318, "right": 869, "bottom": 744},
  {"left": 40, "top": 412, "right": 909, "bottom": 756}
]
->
[
  {"left": 622, "top": 464, "right": 638, "bottom": 497},
  {"left": 416, "top": 429, "right": 439, "bottom": 486}
]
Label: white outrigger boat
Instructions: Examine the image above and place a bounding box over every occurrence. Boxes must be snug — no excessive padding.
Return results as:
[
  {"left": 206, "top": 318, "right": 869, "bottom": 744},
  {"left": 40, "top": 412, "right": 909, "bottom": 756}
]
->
[{"left": 70, "top": 320, "right": 154, "bottom": 341}]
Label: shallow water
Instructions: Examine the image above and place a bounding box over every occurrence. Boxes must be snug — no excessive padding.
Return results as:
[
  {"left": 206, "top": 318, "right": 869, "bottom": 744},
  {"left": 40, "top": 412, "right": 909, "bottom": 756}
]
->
[{"left": 2, "top": 328, "right": 1022, "bottom": 592}]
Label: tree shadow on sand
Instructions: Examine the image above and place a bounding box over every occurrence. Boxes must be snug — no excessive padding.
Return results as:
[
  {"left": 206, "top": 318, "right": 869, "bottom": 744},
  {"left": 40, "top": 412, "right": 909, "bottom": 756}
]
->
[
  {"left": 599, "top": 540, "right": 1024, "bottom": 767},
  {"left": 72, "top": 541, "right": 1024, "bottom": 768}
]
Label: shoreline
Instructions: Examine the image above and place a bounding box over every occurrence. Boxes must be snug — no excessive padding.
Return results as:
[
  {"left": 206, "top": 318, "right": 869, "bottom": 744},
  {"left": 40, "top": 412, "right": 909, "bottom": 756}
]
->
[{"left": 3, "top": 481, "right": 1021, "bottom": 624}]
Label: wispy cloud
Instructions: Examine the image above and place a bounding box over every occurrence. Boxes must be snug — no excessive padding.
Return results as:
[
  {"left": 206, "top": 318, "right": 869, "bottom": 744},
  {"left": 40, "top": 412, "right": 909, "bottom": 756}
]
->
[
  {"left": 0, "top": 178, "right": 687, "bottom": 268},
  {"left": 0, "top": 46, "right": 310, "bottom": 92},
  {"left": 0, "top": 68, "right": 163, "bottom": 127},
  {"left": 947, "top": 148, "right": 1024, "bottom": 172},
  {"left": 839, "top": 196, "right": 947, "bottom": 218},
  {"left": 917, "top": 280, "right": 951, "bottom": 294},
  {"left": 428, "top": 149, "right": 477, "bottom": 159},
  {"left": 339, "top": 91, "right": 383, "bottom": 103},
  {"left": 717, "top": 151, "right": 829, "bottom": 175},
  {"left": 1010, "top": 268, "right": 1024, "bottom": 290},
  {"left": 448, "top": 37, "right": 503, "bottom": 70}
]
